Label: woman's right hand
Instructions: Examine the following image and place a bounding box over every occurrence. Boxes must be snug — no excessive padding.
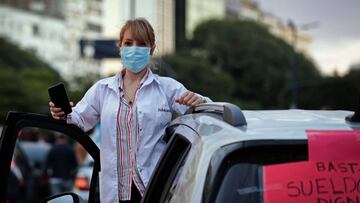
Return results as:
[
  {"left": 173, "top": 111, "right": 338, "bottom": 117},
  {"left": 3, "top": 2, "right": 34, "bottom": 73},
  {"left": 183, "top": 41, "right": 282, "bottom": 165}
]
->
[{"left": 49, "top": 101, "right": 74, "bottom": 120}]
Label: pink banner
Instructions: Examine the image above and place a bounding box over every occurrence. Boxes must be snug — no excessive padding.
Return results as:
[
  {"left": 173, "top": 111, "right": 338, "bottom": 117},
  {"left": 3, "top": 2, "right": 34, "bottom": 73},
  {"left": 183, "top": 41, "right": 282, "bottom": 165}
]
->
[
  {"left": 307, "top": 130, "right": 360, "bottom": 161},
  {"left": 263, "top": 130, "right": 360, "bottom": 203}
]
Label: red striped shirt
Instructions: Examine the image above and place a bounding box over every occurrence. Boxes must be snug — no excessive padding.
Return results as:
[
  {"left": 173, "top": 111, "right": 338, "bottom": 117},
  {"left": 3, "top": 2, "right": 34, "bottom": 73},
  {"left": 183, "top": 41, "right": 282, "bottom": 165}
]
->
[{"left": 116, "top": 71, "right": 148, "bottom": 200}]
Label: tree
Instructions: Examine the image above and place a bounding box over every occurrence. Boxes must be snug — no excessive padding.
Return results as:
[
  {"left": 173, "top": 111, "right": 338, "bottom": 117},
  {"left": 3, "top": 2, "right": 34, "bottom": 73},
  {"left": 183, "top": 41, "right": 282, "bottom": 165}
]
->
[
  {"left": 191, "top": 19, "right": 321, "bottom": 109},
  {"left": 68, "top": 73, "right": 101, "bottom": 104},
  {"left": 157, "top": 54, "right": 235, "bottom": 102},
  {"left": 0, "top": 37, "right": 63, "bottom": 122},
  {"left": 297, "top": 69, "right": 360, "bottom": 110}
]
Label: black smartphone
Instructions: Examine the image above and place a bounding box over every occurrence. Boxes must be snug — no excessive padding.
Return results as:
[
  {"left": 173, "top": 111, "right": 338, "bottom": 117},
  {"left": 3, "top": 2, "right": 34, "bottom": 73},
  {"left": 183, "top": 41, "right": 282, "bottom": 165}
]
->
[{"left": 48, "top": 83, "right": 72, "bottom": 114}]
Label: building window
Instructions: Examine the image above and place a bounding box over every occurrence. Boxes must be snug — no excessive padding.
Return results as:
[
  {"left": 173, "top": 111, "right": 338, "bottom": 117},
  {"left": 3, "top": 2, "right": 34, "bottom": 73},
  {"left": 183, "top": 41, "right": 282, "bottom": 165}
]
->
[
  {"left": 86, "top": 23, "right": 102, "bottom": 33},
  {"left": 32, "top": 24, "right": 39, "bottom": 37}
]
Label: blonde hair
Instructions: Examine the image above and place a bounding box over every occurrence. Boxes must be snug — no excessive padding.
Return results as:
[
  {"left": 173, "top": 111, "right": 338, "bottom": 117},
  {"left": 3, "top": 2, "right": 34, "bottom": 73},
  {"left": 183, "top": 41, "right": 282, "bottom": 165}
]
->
[{"left": 117, "top": 18, "right": 156, "bottom": 52}]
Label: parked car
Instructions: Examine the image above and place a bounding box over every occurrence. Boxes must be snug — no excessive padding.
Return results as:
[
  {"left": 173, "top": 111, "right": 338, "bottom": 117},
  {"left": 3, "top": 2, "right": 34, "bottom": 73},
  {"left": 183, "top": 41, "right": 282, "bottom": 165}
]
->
[{"left": 0, "top": 102, "right": 359, "bottom": 203}]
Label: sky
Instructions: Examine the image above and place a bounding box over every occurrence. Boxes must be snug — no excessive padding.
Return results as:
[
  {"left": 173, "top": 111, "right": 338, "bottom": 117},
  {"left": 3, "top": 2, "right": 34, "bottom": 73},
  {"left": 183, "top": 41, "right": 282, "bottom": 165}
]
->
[{"left": 256, "top": 0, "right": 360, "bottom": 75}]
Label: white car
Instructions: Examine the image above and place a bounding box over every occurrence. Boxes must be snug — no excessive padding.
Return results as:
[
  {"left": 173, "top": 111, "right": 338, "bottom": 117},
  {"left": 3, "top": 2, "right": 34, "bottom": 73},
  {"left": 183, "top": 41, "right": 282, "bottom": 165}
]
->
[
  {"left": 1, "top": 102, "right": 359, "bottom": 203},
  {"left": 142, "top": 103, "right": 360, "bottom": 203}
]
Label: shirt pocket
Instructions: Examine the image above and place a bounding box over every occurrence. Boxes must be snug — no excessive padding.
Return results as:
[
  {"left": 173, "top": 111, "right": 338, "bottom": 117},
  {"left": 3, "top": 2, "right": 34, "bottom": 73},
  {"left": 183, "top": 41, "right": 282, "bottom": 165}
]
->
[{"left": 156, "top": 103, "right": 172, "bottom": 127}]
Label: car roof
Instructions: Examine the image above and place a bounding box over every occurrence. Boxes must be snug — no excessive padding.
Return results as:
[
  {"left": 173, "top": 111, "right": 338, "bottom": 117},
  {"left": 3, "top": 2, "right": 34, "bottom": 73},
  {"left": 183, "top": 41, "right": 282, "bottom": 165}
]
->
[
  {"left": 182, "top": 109, "right": 359, "bottom": 147},
  {"left": 243, "top": 110, "right": 356, "bottom": 132}
]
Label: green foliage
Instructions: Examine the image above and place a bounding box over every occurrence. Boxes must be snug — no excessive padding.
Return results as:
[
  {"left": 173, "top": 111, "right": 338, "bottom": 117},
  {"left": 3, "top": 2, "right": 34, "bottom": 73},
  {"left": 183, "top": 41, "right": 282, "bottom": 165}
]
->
[
  {"left": 0, "top": 38, "right": 53, "bottom": 70},
  {"left": 0, "top": 69, "right": 26, "bottom": 113},
  {"left": 170, "top": 19, "right": 321, "bottom": 109},
  {"left": 163, "top": 19, "right": 358, "bottom": 110},
  {"left": 298, "top": 69, "right": 360, "bottom": 111},
  {"left": 68, "top": 73, "right": 101, "bottom": 103},
  {"left": 0, "top": 37, "right": 63, "bottom": 122},
  {"left": 158, "top": 54, "right": 235, "bottom": 101}
]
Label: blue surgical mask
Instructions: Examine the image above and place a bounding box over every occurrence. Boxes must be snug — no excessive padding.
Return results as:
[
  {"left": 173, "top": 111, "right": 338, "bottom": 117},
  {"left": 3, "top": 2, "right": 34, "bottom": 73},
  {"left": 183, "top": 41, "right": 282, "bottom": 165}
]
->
[{"left": 120, "top": 46, "right": 151, "bottom": 73}]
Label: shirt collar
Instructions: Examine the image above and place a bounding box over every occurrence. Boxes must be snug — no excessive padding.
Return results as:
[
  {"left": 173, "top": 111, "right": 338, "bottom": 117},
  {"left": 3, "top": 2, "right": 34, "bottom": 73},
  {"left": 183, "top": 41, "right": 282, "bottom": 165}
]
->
[
  {"left": 107, "top": 72, "right": 121, "bottom": 93},
  {"left": 117, "top": 68, "right": 159, "bottom": 90},
  {"left": 106, "top": 68, "right": 160, "bottom": 94},
  {"left": 142, "top": 69, "right": 160, "bottom": 86}
]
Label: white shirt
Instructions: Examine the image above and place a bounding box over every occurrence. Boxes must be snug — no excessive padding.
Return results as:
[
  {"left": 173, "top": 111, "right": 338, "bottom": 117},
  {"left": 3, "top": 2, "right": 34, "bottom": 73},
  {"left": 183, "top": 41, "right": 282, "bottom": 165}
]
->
[{"left": 68, "top": 70, "right": 210, "bottom": 203}]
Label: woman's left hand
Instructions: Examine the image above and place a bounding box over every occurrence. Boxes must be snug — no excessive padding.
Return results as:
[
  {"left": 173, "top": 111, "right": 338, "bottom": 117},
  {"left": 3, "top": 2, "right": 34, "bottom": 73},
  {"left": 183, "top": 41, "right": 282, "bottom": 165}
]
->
[{"left": 176, "top": 91, "right": 206, "bottom": 106}]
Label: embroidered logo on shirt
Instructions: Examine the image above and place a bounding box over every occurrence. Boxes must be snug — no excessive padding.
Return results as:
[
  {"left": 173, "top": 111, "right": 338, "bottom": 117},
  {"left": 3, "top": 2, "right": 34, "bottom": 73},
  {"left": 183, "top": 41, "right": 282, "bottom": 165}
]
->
[{"left": 158, "top": 108, "right": 171, "bottom": 113}]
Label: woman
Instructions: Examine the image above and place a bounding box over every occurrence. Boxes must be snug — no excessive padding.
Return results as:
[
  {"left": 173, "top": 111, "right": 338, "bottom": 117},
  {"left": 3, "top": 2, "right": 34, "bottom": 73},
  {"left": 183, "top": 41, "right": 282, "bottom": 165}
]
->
[{"left": 49, "top": 18, "right": 211, "bottom": 203}]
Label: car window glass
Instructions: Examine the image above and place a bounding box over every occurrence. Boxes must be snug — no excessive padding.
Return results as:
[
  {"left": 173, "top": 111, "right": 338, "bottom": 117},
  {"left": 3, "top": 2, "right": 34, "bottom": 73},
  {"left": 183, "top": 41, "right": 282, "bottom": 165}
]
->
[
  {"left": 7, "top": 126, "right": 97, "bottom": 203},
  {"left": 215, "top": 163, "right": 262, "bottom": 203},
  {"left": 164, "top": 163, "right": 185, "bottom": 202},
  {"left": 164, "top": 140, "right": 200, "bottom": 202},
  {"left": 161, "top": 135, "right": 192, "bottom": 203},
  {"left": 144, "top": 134, "right": 191, "bottom": 203},
  {"left": 213, "top": 143, "right": 308, "bottom": 203}
]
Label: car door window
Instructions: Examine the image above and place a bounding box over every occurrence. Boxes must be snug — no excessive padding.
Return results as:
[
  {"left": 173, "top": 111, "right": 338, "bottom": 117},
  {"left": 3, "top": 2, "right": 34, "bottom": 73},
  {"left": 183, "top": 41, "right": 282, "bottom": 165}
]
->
[
  {"left": 0, "top": 112, "right": 101, "bottom": 203},
  {"left": 142, "top": 133, "right": 191, "bottom": 203},
  {"left": 7, "top": 127, "right": 83, "bottom": 202},
  {"left": 6, "top": 126, "right": 99, "bottom": 203}
]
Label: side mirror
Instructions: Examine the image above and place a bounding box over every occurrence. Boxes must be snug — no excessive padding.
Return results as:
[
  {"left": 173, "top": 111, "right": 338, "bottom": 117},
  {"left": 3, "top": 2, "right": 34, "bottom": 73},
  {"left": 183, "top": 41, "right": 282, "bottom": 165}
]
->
[{"left": 40, "top": 192, "right": 84, "bottom": 203}]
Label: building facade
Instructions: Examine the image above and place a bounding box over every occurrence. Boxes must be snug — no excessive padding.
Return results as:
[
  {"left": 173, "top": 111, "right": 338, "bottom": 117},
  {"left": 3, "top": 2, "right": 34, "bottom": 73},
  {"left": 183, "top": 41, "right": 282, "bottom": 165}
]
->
[
  {"left": 0, "top": 0, "right": 175, "bottom": 77},
  {"left": 0, "top": 0, "right": 102, "bottom": 78},
  {"left": 186, "top": 0, "right": 225, "bottom": 39}
]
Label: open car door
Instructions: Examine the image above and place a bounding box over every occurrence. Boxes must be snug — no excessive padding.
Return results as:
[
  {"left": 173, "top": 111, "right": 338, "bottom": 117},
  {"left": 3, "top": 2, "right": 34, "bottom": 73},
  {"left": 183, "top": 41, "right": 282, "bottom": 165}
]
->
[{"left": 0, "top": 112, "right": 100, "bottom": 203}]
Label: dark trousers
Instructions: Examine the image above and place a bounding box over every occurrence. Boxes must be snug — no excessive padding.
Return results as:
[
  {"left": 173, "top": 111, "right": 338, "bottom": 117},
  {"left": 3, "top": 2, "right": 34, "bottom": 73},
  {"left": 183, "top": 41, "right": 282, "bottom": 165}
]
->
[{"left": 119, "top": 183, "right": 142, "bottom": 203}]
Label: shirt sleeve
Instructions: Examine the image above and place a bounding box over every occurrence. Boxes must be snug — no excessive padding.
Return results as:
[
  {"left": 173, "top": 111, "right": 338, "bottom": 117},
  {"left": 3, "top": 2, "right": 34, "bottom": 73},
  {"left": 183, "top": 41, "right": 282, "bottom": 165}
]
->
[
  {"left": 170, "top": 81, "right": 188, "bottom": 115},
  {"left": 67, "top": 82, "right": 101, "bottom": 132},
  {"left": 198, "top": 94, "right": 212, "bottom": 103},
  {"left": 165, "top": 78, "right": 212, "bottom": 115}
]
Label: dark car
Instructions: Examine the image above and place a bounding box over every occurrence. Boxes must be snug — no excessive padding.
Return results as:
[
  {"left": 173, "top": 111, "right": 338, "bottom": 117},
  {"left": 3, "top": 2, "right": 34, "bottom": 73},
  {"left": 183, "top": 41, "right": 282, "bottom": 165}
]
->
[{"left": 0, "top": 102, "right": 360, "bottom": 203}]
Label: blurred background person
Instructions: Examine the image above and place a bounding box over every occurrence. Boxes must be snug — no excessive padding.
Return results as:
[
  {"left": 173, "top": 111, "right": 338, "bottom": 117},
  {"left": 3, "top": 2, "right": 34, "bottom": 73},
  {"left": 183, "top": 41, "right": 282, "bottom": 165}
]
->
[{"left": 45, "top": 134, "right": 78, "bottom": 195}]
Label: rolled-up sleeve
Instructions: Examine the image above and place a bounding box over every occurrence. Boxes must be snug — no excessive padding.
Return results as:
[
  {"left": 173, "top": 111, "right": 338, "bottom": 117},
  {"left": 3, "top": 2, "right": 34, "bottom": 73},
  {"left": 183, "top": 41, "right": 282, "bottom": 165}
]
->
[
  {"left": 170, "top": 82, "right": 188, "bottom": 114},
  {"left": 164, "top": 78, "right": 212, "bottom": 115},
  {"left": 198, "top": 94, "right": 212, "bottom": 103}
]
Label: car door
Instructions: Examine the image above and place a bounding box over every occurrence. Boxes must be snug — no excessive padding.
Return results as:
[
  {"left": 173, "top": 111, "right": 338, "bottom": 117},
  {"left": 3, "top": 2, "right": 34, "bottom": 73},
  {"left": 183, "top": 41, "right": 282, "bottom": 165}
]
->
[
  {"left": 0, "top": 112, "right": 100, "bottom": 203},
  {"left": 142, "top": 121, "right": 199, "bottom": 203}
]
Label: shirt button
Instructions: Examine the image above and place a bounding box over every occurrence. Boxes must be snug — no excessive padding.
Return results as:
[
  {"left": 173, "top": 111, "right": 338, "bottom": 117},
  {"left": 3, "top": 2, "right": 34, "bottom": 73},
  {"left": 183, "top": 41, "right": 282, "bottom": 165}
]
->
[{"left": 140, "top": 128, "right": 142, "bottom": 131}]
